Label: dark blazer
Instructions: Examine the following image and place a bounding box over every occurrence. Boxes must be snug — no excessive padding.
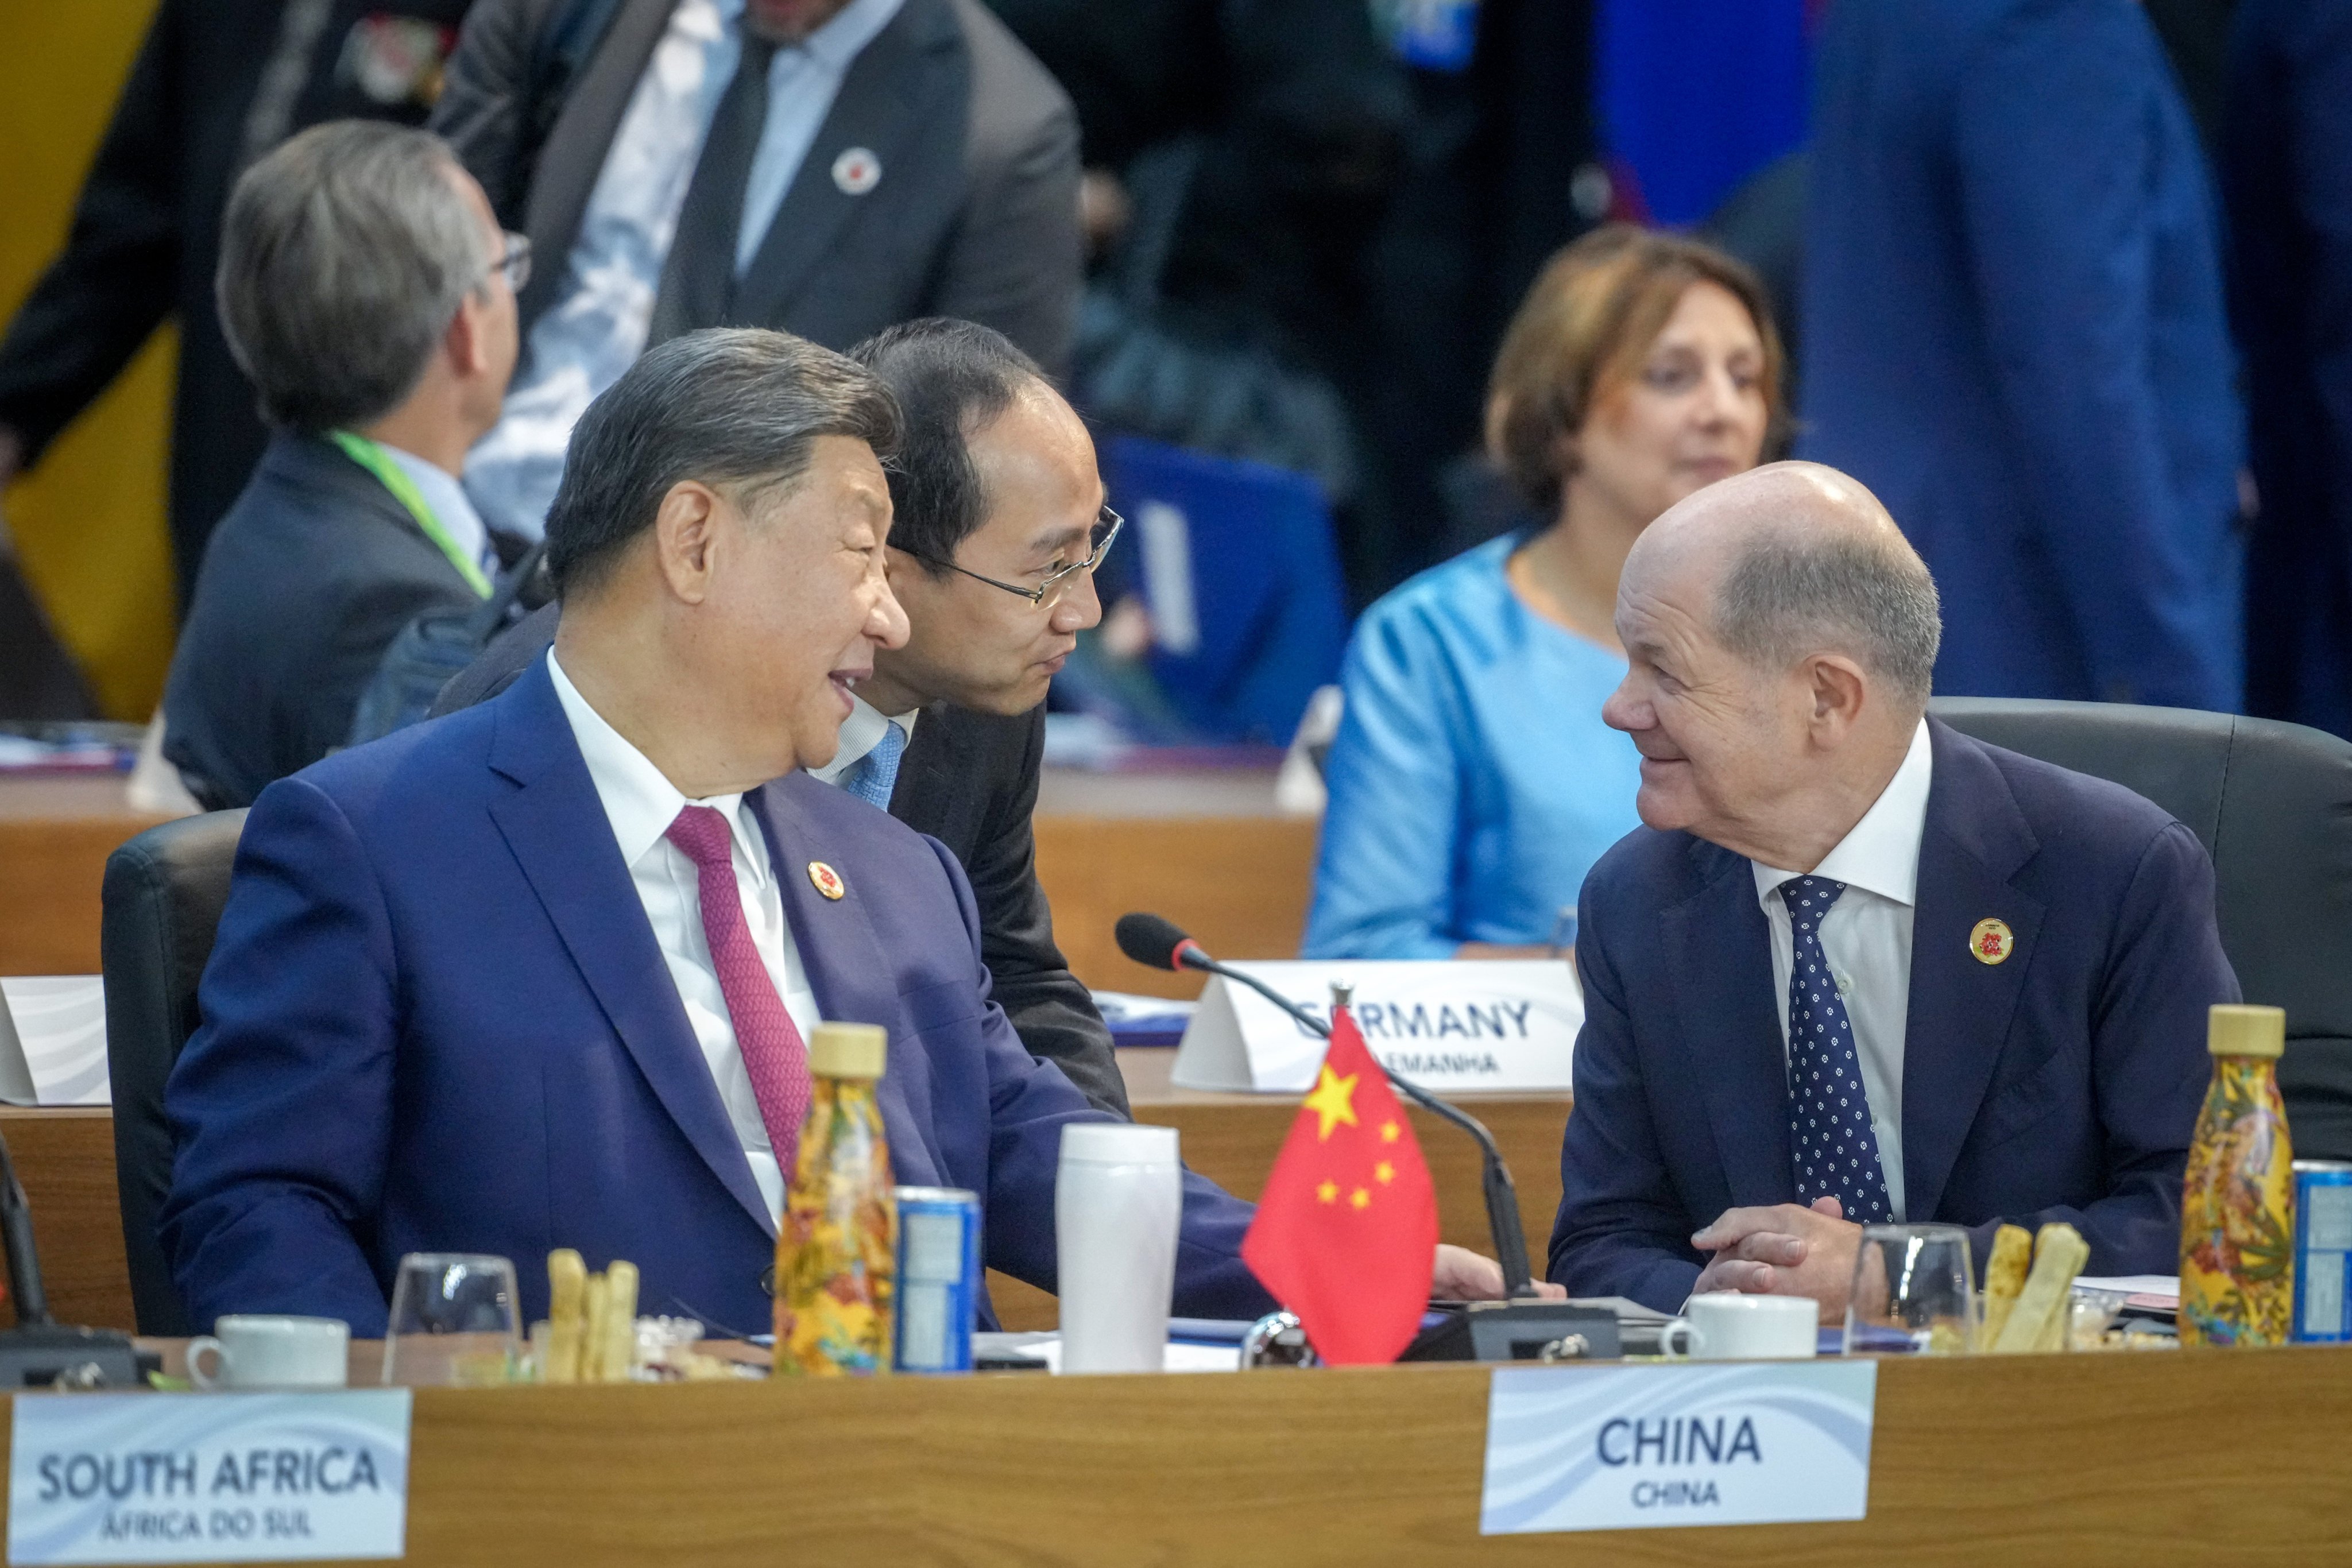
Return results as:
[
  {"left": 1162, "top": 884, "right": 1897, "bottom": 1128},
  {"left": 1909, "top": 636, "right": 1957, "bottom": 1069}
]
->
[
  {"left": 430, "top": 601, "right": 1128, "bottom": 1115},
  {"left": 0, "top": 0, "right": 473, "bottom": 603},
  {"left": 160, "top": 658, "right": 1266, "bottom": 1334},
  {"left": 431, "top": 0, "right": 1081, "bottom": 373},
  {"left": 2226, "top": 0, "right": 2352, "bottom": 738},
  {"left": 163, "top": 435, "right": 485, "bottom": 812},
  {"left": 1799, "top": 0, "right": 2243, "bottom": 711},
  {"left": 1550, "top": 720, "right": 2238, "bottom": 1313}
]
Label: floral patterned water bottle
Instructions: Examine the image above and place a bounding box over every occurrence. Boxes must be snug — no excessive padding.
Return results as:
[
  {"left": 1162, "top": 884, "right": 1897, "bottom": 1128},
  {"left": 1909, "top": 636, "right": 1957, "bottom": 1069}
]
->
[
  {"left": 775, "top": 1023, "right": 897, "bottom": 1375},
  {"left": 2180, "top": 1005, "right": 2295, "bottom": 1346}
]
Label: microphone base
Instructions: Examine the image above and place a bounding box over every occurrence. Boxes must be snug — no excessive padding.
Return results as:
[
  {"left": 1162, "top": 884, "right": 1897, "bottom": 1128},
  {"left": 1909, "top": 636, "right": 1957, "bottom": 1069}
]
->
[
  {"left": 1400, "top": 1302, "right": 1622, "bottom": 1363},
  {"left": 0, "top": 1324, "right": 145, "bottom": 1390}
]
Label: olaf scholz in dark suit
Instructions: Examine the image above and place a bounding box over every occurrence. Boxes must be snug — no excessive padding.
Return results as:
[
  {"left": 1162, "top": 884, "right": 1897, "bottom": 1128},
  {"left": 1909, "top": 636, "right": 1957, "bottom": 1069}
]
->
[
  {"left": 1553, "top": 718, "right": 2235, "bottom": 1313},
  {"left": 1546, "top": 461, "right": 2237, "bottom": 1317}
]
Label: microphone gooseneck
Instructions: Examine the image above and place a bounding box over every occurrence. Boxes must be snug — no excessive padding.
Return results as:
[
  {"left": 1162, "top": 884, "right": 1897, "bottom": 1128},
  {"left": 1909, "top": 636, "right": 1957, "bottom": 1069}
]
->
[
  {"left": 0, "top": 1135, "right": 51, "bottom": 1326},
  {"left": 1117, "top": 911, "right": 1540, "bottom": 1298}
]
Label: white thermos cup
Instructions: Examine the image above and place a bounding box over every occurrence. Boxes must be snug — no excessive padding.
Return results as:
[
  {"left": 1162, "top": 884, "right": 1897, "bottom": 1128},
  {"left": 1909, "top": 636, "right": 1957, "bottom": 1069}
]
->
[{"left": 1055, "top": 1122, "right": 1182, "bottom": 1373}]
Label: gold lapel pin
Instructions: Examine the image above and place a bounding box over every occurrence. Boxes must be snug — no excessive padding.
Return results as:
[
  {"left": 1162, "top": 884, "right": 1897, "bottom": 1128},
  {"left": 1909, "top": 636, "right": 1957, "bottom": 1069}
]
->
[
  {"left": 807, "top": 861, "right": 846, "bottom": 901},
  {"left": 1969, "top": 917, "right": 2015, "bottom": 965}
]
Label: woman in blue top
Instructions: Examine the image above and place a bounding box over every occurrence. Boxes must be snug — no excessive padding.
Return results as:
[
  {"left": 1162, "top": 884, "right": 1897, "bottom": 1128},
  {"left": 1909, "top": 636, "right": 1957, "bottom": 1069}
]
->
[{"left": 1305, "top": 227, "right": 1786, "bottom": 958}]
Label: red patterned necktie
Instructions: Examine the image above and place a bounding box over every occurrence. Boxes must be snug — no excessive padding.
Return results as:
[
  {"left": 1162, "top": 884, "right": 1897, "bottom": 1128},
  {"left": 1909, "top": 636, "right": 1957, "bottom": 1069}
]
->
[{"left": 664, "top": 804, "right": 812, "bottom": 1178}]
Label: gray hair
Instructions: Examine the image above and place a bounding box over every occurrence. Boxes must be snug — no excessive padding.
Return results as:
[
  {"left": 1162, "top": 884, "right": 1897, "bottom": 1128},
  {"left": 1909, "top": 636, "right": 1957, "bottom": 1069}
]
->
[
  {"left": 1713, "top": 531, "right": 1942, "bottom": 710},
  {"left": 544, "top": 327, "right": 904, "bottom": 596},
  {"left": 216, "top": 121, "right": 485, "bottom": 433}
]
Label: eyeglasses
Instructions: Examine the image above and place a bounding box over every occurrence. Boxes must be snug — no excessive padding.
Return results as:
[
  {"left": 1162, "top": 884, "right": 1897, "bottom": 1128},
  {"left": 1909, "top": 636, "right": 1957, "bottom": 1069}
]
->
[
  {"left": 911, "top": 505, "right": 1123, "bottom": 610},
  {"left": 486, "top": 232, "right": 532, "bottom": 293}
]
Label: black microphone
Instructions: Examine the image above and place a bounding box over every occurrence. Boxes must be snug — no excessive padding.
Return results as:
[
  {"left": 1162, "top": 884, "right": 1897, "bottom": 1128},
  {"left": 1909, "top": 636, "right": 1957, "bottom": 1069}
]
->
[
  {"left": 0, "top": 1137, "right": 49, "bottom": 1326},
  {"left": 1115, "top": 912, "right": 1539, "bottom": 1298},
  {"left": 0, "top": 1129, "right": 140, "bottom": 1388}
]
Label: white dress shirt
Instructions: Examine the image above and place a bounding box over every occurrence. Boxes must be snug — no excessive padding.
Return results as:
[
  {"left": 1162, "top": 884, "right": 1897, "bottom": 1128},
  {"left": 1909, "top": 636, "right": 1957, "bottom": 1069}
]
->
[
  {"left": 807, "top": 693, "right": 919, "bottom": 785},
  {"left": 547, "top": 650, "right": 821, "bottom": 1220},
  {"left": 464, "top": 0, "right": 906, "bottom": 539},
  {"left": 1749, "top": 718, "right": 1935, "bottom": 1221},
  {"left": 377, "top": 441, "right": 494, "bottom": 575}
]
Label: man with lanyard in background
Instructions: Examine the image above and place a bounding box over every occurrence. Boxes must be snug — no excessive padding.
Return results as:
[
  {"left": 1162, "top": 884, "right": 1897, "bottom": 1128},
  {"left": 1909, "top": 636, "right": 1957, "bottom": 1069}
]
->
[{"left": 161, "top": 120, "right": 524, "bottom": 809}]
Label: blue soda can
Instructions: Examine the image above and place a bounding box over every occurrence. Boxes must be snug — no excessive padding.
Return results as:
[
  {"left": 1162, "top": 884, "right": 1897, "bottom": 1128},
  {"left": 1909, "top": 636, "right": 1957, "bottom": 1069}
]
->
[
  {"left": 2291, "top": 1160, "right": 2352, "bottom": 1343},
  {"left": 893, "top": 1186, "right": 981, "bottom": 1372}
]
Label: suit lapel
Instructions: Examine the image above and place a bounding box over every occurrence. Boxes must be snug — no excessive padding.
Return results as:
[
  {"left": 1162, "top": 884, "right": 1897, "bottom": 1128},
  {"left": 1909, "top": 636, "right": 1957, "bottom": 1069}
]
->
[
  {"left": 520, "top": 0, "right": 676, "bottom": 327},
  {"left": 751, "top": 776, "right": 943, "bottom": 1187},
  {"left": 1900, "top": 721, "right": 2047, "bottom": 1222},
  {"left": 484, "top": 661, "right": 776, "bottom": 1234},
  {"left": 1664, "top": 843, "right": 1797, "bottom": 1206},
  {"left": 888, "top": 703, "right": 965, "bottom": 836},
  {"left": 729, "top": 0, "right": 958, "bottom": 326}
]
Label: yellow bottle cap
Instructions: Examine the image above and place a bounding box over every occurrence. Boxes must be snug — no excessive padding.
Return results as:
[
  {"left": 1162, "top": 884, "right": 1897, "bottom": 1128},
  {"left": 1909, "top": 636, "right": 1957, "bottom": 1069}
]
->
[
  {"left": 2208, "top": 1004, "right": 2286, "bottom": 1058},
  {"left": 808, "top": 1022, "right": 888, "bottom": 1079}
]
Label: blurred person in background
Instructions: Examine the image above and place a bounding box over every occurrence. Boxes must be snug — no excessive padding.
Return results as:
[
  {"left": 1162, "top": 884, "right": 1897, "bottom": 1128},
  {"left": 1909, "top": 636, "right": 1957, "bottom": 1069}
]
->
[
  {"left": 2226, "top": 0, "right": 2352, "bottom": 738},
  {"left": 983, "top": 0, "right": 1413, "bottom": 604},
  {"left": 0, "top": 1, "right": 473, "bottom": 611},
  {"left": 1302, "top": 227, "right": 1783, "bottom": 960},
  {"left": 163, "top": 122, "right": 521, "bottom": 808},
  {"left": 1802, "top": 0, "right": 2244, "bottom": 712},
  {"left": 433, "top": 0, "right": 1081, "bottom": 542}
]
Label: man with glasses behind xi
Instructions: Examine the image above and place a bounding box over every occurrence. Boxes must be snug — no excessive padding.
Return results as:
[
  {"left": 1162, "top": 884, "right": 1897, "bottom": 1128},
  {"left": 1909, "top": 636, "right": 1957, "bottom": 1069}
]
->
[{"left": 434, "top": 318, "right": 1132, "bottom": 1113}]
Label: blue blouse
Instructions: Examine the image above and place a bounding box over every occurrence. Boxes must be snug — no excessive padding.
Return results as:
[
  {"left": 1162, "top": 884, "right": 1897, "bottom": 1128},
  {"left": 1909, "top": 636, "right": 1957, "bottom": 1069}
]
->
[{"left": 1302, "top": 533, "right": 1645, "bottom": 959}]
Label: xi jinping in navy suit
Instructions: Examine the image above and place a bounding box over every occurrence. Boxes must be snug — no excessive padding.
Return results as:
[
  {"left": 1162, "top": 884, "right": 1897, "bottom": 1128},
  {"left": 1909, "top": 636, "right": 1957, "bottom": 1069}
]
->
[
  {"left": 1549, "top": 463, "right": 2237, "bottom": 1315},
  {"left": 161, "top": 657, "right": 1275, "bottom": 1335}
]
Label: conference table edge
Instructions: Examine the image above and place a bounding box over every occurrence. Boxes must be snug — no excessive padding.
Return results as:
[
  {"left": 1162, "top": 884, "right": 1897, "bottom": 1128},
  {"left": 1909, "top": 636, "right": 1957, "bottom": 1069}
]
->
[{"left": 0, "top": 1348, "right": 2342, "bottom": 1567}]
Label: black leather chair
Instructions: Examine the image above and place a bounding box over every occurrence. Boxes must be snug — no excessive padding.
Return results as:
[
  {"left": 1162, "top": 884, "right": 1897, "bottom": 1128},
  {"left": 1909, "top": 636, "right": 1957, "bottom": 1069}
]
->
[
  {"left": 1932, "top": 698, "right": 2352, "bottom": 1159},
  {"left": 99, "top": 810, "right": 246, "bottom": 1335}
]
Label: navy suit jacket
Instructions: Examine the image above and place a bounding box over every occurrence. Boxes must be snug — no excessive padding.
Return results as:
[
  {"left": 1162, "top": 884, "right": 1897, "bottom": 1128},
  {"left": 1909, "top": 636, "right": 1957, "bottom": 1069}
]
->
[
  {"left": 1800, "top": 0, "right": 2243, "bottom": 710},
  {"left": 1549, "top": 721, "right": 2237, "bottom": 1313},
  {"left": 160, "top": 659, "right": 1272, "bottom": 1335},
  {"left": 164, "top": 435, "right": 489, "bottom": 811}
]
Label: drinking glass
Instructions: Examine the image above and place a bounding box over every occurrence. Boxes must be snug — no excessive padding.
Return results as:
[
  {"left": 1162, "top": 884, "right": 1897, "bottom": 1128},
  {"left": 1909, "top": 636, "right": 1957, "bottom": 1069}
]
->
[
  {"left": 1843, "top": 1224, "right": 1978, "bottom": 1355},
  {"left": 381, "top": 1253, "right": 521, "bottom": 1386}
]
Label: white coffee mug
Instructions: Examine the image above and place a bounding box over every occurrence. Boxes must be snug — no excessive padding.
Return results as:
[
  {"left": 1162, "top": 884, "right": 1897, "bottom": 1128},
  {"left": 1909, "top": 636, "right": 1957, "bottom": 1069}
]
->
[
  {"left": 188, "top": 1315, "right": 350, "bottom": 1390},
  {"left": 1657, "top": 1292, "right": 1818, "bottom": 1361},
  {"left": 1055, "top": 1122, "right": 1182, "bottom": 1373}
]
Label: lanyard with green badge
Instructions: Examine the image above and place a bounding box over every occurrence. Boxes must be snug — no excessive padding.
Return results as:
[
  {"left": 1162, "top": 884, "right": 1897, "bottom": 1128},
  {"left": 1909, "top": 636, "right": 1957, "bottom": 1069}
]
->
[{"left": 327, "top": 430, "right": 494, "bottom": 598}]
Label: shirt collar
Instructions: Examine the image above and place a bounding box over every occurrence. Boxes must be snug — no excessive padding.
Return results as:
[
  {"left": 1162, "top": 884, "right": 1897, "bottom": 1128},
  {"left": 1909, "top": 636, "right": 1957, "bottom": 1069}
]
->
[
  {"left": 1751, "top": 717, "right": 1935, "bottom": 911},
  {"left": 376, "top": 442, "right": 489, "bottom": 570},
  {"left": 808, "top": 692, "right": 919, "bottom": 784},
  {"left": 723, "top": 0, "right": 904, "bottom": 71},
  {"left": 547, "top": 649, "right": 769, "bottom": 885}
]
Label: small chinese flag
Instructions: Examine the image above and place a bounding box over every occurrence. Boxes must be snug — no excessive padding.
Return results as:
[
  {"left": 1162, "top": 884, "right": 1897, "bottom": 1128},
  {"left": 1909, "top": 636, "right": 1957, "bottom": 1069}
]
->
[{"left": 1241, "top": 1002, "right": 1438, "bottom": 1364}]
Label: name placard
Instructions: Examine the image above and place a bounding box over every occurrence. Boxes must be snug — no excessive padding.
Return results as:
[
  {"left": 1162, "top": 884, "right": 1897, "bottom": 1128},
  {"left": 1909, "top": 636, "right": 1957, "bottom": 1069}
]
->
[
  {"left": 1480, "top": 1361, "right": 1875, "bottom": 1535},
  {"left": 8, "top": 1391, "right": 411, "bottom": 1565},
  {"left": 1170, "top": 961, "right": 1580, "bottom": 1094}
]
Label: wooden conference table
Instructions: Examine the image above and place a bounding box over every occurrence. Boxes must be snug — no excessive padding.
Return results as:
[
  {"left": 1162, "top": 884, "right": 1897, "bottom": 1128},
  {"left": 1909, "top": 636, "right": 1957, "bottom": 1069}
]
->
[
  {"left": 6, "top": 1341, "right": 2346, "bottom": 1565},
  {"left": 0, "top": 1051, "right": 1570, "bottom": 1338}
]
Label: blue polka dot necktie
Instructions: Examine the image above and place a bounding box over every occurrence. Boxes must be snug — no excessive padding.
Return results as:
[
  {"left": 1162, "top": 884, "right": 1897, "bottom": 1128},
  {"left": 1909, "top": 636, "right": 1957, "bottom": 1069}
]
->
[
  {"left": 1781, "top": 876, "right": 1892, "bottom": 1224},
  {"left": 840, "top": 721, "right": 907, "bottom": 811}
]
